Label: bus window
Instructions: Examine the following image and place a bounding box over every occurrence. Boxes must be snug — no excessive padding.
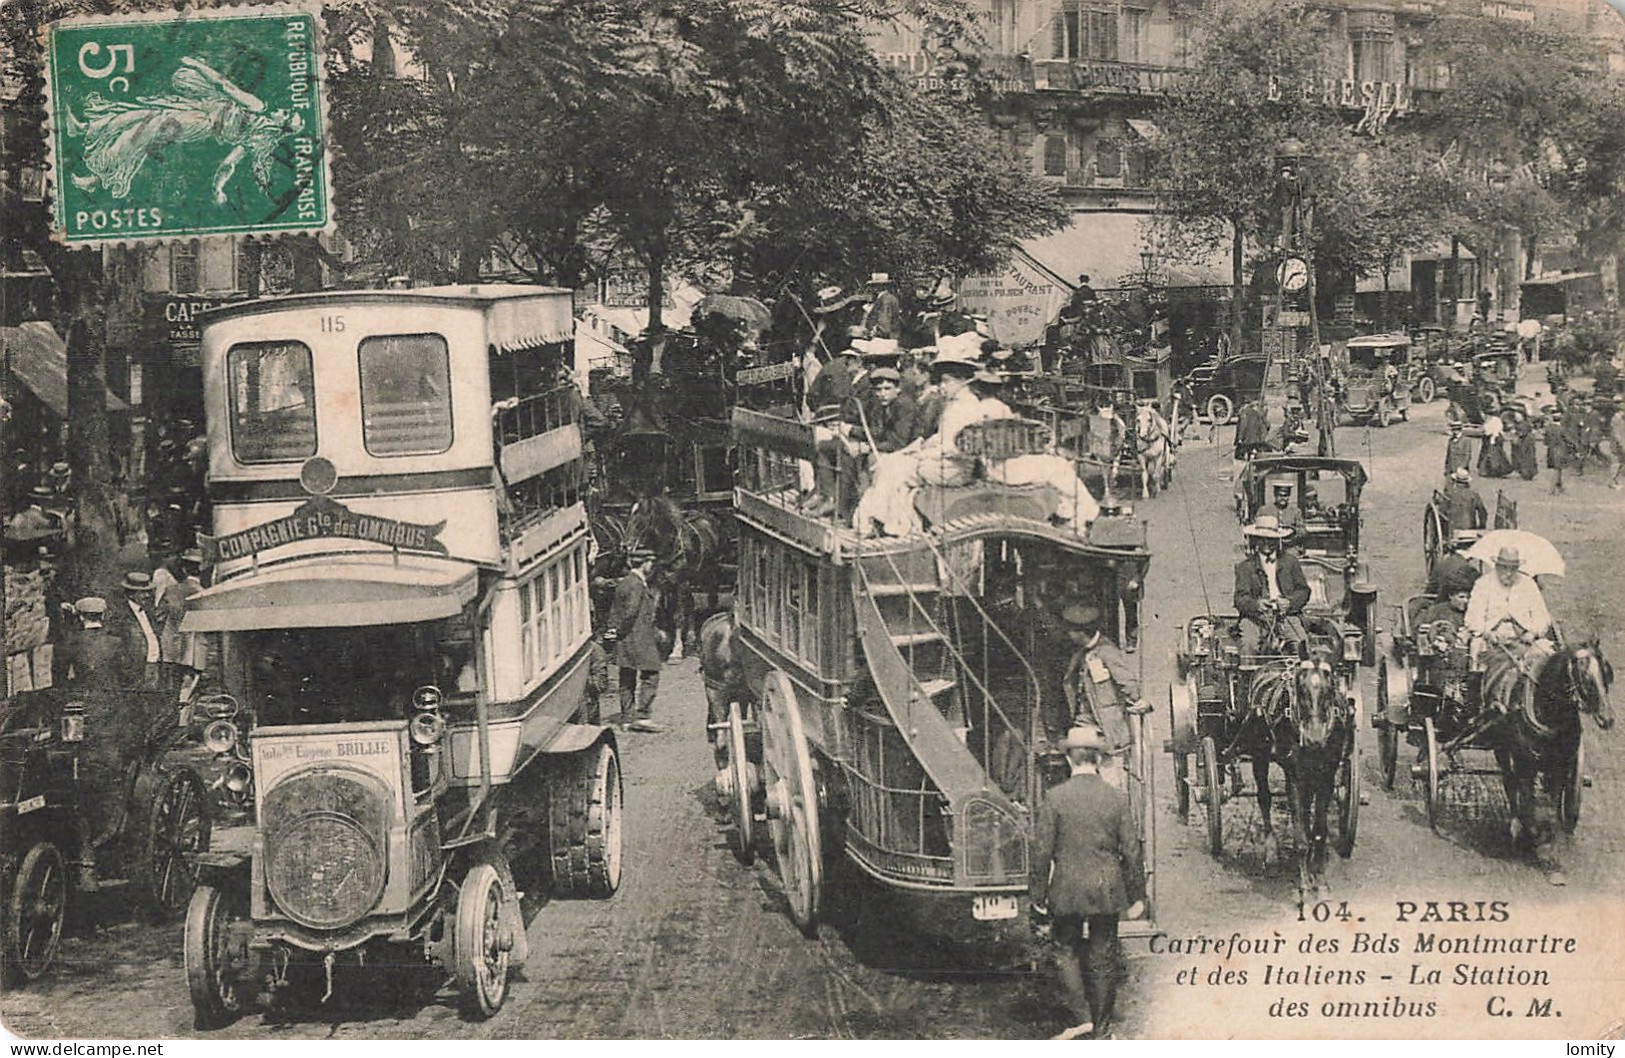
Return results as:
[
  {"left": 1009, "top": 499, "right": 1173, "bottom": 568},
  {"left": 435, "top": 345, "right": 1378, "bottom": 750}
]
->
[
  {"left": 359, "top": 333, "right": 453, "bottom": 456},
  {"left": 228, "top": 340, "right": 316, "bottom": 463}
]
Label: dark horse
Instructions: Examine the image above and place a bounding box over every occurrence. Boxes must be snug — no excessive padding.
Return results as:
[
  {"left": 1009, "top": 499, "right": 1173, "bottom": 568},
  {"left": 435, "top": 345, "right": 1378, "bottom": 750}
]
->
[
  {"left": 1491, "top": 641, "right": 1614, "bottom": 867},
  {"left": 1242, "top": 653, "right": 1352, "bottom": 901},
  {"left": 620, "top": 493, "right": 722, "bottom": 658}
]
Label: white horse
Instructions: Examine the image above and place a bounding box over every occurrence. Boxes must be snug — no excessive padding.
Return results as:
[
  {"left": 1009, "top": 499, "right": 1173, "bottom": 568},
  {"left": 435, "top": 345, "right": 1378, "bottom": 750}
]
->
[{"left": 1125, "top": 402, "right": 1174, "bottom": 499}]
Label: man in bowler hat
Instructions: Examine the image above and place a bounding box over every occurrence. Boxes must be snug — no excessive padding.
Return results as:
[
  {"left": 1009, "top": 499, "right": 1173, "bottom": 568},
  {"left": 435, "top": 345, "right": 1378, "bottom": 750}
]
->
[
  {"left": 608, "top": 549, "right": 665, "bottom": 732},
  {"left": 1030, "top": 724, "right": 1146, "bottom": 1040}
]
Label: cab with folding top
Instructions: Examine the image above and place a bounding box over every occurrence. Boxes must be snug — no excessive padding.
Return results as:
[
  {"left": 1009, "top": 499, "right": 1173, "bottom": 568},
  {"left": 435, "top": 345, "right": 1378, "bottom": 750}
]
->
[{"left": 178, "top": 286, "right": 624, "bottom": 1026}]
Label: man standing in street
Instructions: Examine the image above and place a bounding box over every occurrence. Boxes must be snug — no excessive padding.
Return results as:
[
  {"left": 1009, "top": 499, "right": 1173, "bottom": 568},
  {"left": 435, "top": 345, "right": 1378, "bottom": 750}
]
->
[
  {"left": 1232, "top": 395, "right": 1269, "bottom": 482},
  {"left": 1030, "top": 724, "right": 1146, "bottom": 1041},
  {"left": 1060, "top": 605, "right": 1150, "bottom": 763},
  {"left": 157, "top": 548, "right": 206, "bottom": 701},
  {"left": 115, "top": 570, "right": 163, "bottom": 690},
  {"left": 608, "top": 549, "right": 664, "bottom": 733},
  {"left": 1445, "top": 419, "right": 1475, "bottom": 479},
  {"left": 1441, "top": 467, "right": 1487, "bottom": 531}
]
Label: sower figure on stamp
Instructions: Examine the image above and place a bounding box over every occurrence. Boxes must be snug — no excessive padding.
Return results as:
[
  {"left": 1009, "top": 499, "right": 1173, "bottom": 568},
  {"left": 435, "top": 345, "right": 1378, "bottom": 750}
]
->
[
  {"left": 607, "top": 549, "right": 664, "bottom": 733},
  {"left": 1030, "top": 724, "right": 1146, "bottom": 1041}
]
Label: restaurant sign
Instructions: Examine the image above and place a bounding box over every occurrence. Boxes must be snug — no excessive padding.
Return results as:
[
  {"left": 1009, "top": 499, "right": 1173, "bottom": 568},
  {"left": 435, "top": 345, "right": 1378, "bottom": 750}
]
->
[{"left": 201, "top": 494, "right": 448, "bottom": 564}]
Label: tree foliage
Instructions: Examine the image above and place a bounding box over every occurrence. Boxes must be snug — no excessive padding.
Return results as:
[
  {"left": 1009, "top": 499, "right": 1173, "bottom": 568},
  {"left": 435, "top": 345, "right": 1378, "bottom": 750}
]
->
[{"left": 324, "top": 0, "right": 1067, "bottom": 311}]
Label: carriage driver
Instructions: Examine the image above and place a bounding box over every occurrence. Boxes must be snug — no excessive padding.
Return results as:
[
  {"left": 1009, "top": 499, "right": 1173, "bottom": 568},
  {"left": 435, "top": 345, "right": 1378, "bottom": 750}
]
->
[
  {"left": 1234, "top": 515, "right": 1311, "bottom": 653},
  {"left": 1270, "top": 483, "right": 1305, "bottom": 543},
  {"left": 1060, "top": 605, "right": 1151, "bottom": 779},
  {"left": 1465, "top": 547, "right": 1555, "bottom": 712}
]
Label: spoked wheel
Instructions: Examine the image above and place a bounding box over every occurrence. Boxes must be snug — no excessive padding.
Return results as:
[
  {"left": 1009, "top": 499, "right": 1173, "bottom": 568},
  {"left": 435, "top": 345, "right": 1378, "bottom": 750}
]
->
[
  {"left": 1558, "top": 736, "right": 1584, "bottom": 834},
  {"left": 1376, "top": 658, "right": 1398, "bottom": 790},
  {"left": 1200, "top": 736, "right": 1223, "bottom": 856},
  {"left": 1334, "top": 687, "right": 1361, "bottom": 858},
  {"left": 454, "top": 862, "right": 512, "bottom": 1019},
  {"left": 720, "top": 700, "right": 756, "bottom": 865},
  {"left": 1417, "top": 375, "right": 1436, "bottom": 403},
  {"left": 1423, "top": 717, "right": 1442, "bottom": 833},
  {"left": 1422, "top": 507, "right": 1442, "bottom": 575},
  {"left": 185, "top": 883, "right": 258, "bottom": 1029},
  {"left": 759, "top": 670, "right": 821, "bottom": 936},
  {"left": 134, "top": 768, "right": 211, "bottom": 918},
  {"left": 4, "top": 842, "right": 67, "bottom": 985}
]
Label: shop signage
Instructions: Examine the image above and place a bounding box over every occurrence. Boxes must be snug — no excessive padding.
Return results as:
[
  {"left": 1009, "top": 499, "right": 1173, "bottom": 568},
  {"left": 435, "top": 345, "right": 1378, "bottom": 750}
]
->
[
  {"left": 1267, "top": 75, "right": 1411, "bottom": 116},
  {"left": 201, "top": 493, "right": 448, "bottom": 564},
  {"left": 737, "top": 361, "right": 798, "bottom": 385},
  {"left": 148, "top": 293, "right": 249, "bottom": 346}
]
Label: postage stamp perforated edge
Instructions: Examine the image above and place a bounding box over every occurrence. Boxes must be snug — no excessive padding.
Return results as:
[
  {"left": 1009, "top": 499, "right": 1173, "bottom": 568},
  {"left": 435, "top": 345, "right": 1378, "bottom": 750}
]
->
[{"left": 37, "top": 2, "right": 337, "bottom": 249}]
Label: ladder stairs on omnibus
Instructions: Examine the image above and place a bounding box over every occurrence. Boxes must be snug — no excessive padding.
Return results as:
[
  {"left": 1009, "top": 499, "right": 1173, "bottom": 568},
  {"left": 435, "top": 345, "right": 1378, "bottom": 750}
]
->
[{"left": 851, "top": 548, "right": 1032, "bottom": 812}]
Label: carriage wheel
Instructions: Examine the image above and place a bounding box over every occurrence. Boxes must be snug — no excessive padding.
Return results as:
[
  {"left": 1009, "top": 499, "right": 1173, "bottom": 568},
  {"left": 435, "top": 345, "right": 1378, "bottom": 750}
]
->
[
  {"left": 722, "top": 700, "right": 756, "bottom": 865},
  {"left": 1200, "top": 736, "right": 1223, "bottom": 857},
  {"left": 133, "top": 769, "right": 211, "bottom": 919},
  {"left": 1417, "top": 375, "right": 1436, "bottom": 404},
  {"left": 3, "top": 842, "right": 66, "bottom": 986},
  {"left": 1169, "top": 681, "right": 1196, "bottom": 823},
  {"left": 1206, "top": 394, "right": 1234, "bottom": 427},
  {"left": 1423, "top": 717, "right": 1443, "bottom": 833},
  {"left": 1376, "top": 659, "right": 1399, "bottom": 790},
  {"left": 760, "top": 670, "right": 822, "bottom": 935},
  {"left": 1379, "top": 402, "right": 1392, "bottom": 428},
  {"left": 1558, "top": 736, "right": 1584, "bottom": 834},
  {"left": 1335, "top": 687, "right": 1362, "bottom": 858},
  {"left": 1422, "top": 508, "right": 1441, "bottom": 575}
]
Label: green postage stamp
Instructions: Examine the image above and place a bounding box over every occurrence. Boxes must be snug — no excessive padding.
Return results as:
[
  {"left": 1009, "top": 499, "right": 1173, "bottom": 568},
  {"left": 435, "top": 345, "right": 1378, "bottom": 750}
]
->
[{"left": 42, "top": 5, "right": 331, "bottom": 245}]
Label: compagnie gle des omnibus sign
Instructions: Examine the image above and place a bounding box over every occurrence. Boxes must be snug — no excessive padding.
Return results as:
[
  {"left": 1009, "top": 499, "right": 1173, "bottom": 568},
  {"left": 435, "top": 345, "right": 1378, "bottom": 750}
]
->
[{"left": 201, "top": 495, "right": 448, "bottom": 564}]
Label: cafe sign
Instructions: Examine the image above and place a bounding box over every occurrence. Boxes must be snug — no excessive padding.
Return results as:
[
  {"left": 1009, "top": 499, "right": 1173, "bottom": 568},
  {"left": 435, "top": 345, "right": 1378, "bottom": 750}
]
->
[
  {"left": 149, "top": 293, "right": 249, "bottom": 347},
  {"left": 201, "top": 494, "right": 448, "bottom": 564},
  {"left": 1267, "top": 74, "right": 1412, "bottom": 116}
]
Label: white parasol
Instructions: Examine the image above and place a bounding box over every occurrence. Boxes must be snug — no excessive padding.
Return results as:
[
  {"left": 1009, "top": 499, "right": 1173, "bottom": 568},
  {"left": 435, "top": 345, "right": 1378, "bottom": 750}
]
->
[{"left": 1465, "top": 529, "right": 1565, "bottom": 578}]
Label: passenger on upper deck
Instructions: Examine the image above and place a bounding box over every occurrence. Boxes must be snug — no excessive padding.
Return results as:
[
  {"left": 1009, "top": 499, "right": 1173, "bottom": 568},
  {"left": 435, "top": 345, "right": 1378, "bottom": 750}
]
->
[
  {"left": 851, "top": 341, "right": 1101, "bottom": 537},
  {"left": 844, "top": 367, "right": 916, "bottom": 456}
]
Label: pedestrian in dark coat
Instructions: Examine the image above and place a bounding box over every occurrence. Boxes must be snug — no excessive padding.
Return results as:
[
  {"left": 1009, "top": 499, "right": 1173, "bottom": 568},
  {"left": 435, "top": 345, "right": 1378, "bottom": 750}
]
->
[
  {"left": 1440, "top": 469, "right": 1487, "bottom": 531},
  {"left": 1030, "top": 724, "right": 1146, "bottom": 1040},
  {"left": 608, "top": 550, "right": 664, "bottom": 732},
  {"left": 1546, "top": 409, "right": 1574, "bottom": 493},
  {"left": 1232, "top": 397, "right": 1268, "bottom": 481},
  {"left": 862, "top": 273, "right": 903, "bottom": 340},
  {"left": 63, "top": 597, "right": 145, "bottom": 849}
]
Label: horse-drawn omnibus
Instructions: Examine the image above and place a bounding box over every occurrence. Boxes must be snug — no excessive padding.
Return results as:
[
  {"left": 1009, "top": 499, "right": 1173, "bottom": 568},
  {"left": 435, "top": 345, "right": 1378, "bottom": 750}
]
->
[
  {"left": 178, "top": 286, "right": 624, "bottom": 1024},
  {"left": 704, "top": 409, "right": 1157, "bottom": 938}
]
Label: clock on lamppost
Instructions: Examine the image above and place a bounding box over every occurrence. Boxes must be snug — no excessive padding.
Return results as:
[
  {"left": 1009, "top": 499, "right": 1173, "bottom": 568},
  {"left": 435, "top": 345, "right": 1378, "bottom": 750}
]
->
[{"left": 1277, "top": 256, "right": 1310, "bottom": 293}]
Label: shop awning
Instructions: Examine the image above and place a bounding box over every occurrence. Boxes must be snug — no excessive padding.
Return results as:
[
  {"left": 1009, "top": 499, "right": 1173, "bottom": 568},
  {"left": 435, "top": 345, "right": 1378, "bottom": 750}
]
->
[
  {"left": 182, "top": 557, "right": 479, "bottom": 632},
  {"left": 1, "top": 321, "right": 127, "bottom": 418},
  {"left": 1521, "top": 271, "right": 1600, "bottom": 287},
  {"left": 1021, "top": 213, "right": 1233, "bottom": 291}
]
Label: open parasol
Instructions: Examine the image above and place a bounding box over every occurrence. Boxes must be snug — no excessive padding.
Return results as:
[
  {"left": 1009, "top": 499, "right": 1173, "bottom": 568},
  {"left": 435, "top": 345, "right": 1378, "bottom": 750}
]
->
[
  {"left": 1465, "top": 529, "right": 1565, "bottom": 578},
  {"left": 692, "top": 294, "right": 772, "bottom": 334}
]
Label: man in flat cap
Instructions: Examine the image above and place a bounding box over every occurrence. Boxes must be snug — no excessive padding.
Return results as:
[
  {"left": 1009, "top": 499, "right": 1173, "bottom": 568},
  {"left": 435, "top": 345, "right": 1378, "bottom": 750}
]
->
[
  {"left": 847, "top": 366, "right": 917, "bottom": 457},
  {"left": 608, "top": 549, "right": 665, "bottom": 732},
  {"left": 1030, "top": 724, "right": 1145, "bottom": 1040}
]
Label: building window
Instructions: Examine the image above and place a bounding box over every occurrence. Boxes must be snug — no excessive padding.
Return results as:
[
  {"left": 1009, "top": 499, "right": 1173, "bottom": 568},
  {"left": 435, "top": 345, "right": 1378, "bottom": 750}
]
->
[
  {"left": 1057, "top": 1, "right": 1117, "bottom": 61},
  {"left": 1096, "top": 137, "right": 1123, "bottom": 179},
  {"left": 1351, "top": 31, "right": 1394, "bottom": 83},
  {"left": 170, "top": 241, "right": 200, "bottom": 294},
  {"left": 1043, "top": 135, "right": 1068, "bottom": 176},
  {"left": 990, "top": 0, "right": 1021, "bottom": 53},
  {"left": 1120, "top": 7, "right": 1146, "bottom": 63}
]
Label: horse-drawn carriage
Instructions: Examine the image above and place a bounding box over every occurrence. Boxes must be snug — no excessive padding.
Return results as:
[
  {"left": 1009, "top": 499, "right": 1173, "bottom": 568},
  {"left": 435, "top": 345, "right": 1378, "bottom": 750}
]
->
[
  {"left": 1007, "top": 382, "right": 1179, "bottom": 501},
  {"left": 704, "top": 408, "right": 1157, "bottom": 938},
  {"left": 1374, "top": 531, "right": 1613, "bottom": 847},
  {"left": 1339, "top": 334, "right": 1413, "bottom": 426},
  {"left": 1166, "top": 612, "right": 1362, "bottom": 889},
  {"left": 1449, "top": 346, "right": 1522, "bottom": 427},
  {"left": 1422, "top": 487, "right": 1517, "bottom": 575},
  {"left": 0, "top": 686, "right": 243, "bottom": 984},
  {"left": 1234, "top": 456, "right": 1378, "bottom": 663}
]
